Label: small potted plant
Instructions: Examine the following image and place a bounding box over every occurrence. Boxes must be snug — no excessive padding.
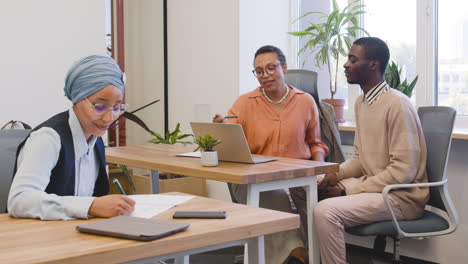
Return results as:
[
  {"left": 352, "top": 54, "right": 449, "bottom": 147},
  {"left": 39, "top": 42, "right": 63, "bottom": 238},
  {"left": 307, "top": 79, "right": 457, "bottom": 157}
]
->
[{"left": 194, "top": 134, "right": 222, "bottom": 167}]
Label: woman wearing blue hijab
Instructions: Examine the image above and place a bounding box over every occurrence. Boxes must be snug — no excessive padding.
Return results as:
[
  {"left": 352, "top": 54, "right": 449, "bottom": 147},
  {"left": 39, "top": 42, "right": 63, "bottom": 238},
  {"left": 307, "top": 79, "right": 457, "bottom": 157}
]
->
[{"left": 8, "top": 55, "right": 136, "bottom": 220}]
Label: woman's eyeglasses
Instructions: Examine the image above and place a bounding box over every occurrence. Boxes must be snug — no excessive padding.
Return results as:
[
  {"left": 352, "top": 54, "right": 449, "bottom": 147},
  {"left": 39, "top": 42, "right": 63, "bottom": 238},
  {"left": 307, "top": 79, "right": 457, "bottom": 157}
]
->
[
  {"left": 252, "top": 63, "right": 281, "bottom": 78},
  {"left": 85, "top": 98, "right": 128, "bottom": 115}
]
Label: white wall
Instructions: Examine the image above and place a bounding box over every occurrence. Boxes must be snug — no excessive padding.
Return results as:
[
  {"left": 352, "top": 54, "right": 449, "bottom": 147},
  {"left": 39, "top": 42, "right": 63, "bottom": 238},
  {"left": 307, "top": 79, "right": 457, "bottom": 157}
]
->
[
  {"left": 238, "top": 0, "right": 291, "bottom": 95},
  {"left": 0, "top": 0, "right": 106, "bottom": 127},
  {"left": 124, "top": 0, "right": 165, "bottom": 146},
  {"left": 167, "top": 0, "right": 240, "bottom": 134},
  {"left": 299, "top": 0, "right": 333, "bottom": 100},
  {"left": 167, "top": 0, "right": 240, "bottom": 201},
  {"left": 167, "top": 0, "right": 294, "bottom": 200}
]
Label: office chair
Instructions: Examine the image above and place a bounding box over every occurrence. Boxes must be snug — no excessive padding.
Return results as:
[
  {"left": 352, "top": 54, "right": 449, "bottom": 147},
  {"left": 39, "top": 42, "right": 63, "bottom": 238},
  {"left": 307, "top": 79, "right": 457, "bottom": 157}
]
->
[
  {"left": 346, "top": 106, "right": 459, "bottom": 262},
  {"left": 284, "top": 69, "right": 319, "bottom": 104},
  {"left": 0, "top": 129, "right": 30, "bottom": 212}
]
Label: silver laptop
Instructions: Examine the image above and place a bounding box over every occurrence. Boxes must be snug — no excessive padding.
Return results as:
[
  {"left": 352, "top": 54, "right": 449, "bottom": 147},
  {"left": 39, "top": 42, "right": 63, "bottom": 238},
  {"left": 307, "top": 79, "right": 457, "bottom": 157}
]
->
[{"left": 189, "top": 122, "right": 277, "bottom": 164}]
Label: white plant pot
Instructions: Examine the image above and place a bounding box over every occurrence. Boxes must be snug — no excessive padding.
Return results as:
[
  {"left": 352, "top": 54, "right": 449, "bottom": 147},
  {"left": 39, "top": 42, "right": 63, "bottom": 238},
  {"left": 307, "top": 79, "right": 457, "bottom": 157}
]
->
[{"left": 200, "top": 151, "right": 218, "bottom": 167}]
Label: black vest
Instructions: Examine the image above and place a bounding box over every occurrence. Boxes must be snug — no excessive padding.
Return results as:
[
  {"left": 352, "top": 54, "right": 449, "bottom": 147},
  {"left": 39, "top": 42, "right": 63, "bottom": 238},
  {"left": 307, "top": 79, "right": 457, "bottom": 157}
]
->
[{"left": 13, "top": 111, "right": 109, "bottom": 196}]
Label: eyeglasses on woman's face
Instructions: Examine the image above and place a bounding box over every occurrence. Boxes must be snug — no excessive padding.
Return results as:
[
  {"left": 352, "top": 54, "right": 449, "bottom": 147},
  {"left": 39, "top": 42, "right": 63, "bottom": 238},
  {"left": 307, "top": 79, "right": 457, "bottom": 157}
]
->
[
  {"left": 85, "top": 98, "right": 128, "bottom": 116},
  {"left": 252, "top": 63, "right": 281, "bottom": 78}
]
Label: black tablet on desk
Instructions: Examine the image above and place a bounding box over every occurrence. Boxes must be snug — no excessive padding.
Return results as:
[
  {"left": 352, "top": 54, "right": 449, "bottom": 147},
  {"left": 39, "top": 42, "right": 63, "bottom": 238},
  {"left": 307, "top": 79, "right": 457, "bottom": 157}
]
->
[{"left": 76, "top": 216, "right": 190, "bottom": 241}]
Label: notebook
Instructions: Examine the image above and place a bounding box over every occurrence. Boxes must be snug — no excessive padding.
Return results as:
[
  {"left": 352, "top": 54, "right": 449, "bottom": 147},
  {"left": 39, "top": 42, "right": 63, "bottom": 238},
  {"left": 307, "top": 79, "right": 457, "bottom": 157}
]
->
[
  {"left": 76, "top": 216, "right": 190, "bottom": 241},
  {"left": 187, "top": 122, "right": 277, "bottom": 164}
]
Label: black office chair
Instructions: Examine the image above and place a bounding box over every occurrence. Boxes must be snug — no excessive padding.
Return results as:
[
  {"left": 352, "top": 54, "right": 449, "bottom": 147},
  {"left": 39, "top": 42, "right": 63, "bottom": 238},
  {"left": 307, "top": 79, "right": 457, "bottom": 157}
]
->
[
  {"left": 0, "top": 129, "right": 30, "bottom": 212},
  {"left": 346, "top": 106, "right": 459, "bottom": 262},
  {"left": 284, "top": 69, "right": 320, "bottom": 104}
]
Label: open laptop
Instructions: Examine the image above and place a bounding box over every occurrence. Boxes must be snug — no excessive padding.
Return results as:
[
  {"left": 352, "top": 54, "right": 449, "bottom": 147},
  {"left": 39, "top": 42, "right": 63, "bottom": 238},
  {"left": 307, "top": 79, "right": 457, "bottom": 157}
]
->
[{"left": 187, "top": 122, "right": 277, "bottom": 164}]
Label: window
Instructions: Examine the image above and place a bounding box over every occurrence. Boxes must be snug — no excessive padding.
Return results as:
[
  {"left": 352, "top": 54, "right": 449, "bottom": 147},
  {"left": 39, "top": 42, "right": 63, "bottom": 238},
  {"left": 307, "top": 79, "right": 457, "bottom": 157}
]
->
[
  {"left": 362, "top": 0, "right": 417, "bottom": 104},
  {"left": 437, "top": 0, "right": 468, "bottom": 116},
  {"left": 298, "top": 0, "right": 468, "bottom": 127},
  {"left": 333, "top": 0, "right": 418, "bottom": 115}
]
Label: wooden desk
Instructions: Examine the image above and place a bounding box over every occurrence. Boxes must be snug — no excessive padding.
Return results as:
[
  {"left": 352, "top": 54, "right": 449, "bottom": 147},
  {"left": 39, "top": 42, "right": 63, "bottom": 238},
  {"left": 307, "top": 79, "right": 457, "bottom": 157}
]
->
[
  {"left": 0, "top": 193, "right": 299, "bottom": 264},
  {"left": 106, "top": 144, "right": 339, "bottom": 264}
]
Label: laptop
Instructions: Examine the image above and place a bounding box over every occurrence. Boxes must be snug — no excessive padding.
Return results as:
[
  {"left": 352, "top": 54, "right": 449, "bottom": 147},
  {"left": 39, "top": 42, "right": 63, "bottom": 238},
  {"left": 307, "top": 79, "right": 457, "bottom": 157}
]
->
[
  {"left": 76, "top": 215, "right": 190, "bottom": 241},
  {"left": 188, "top": 122, "right": 277, "bottom": 164}
]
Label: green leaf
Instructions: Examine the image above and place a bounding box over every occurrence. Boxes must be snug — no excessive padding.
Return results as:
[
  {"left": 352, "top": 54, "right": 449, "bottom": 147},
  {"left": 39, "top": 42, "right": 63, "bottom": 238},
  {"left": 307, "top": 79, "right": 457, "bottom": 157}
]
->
[
  {"left": 288, "top": 31, "right": 313, "bottom": 37},
  {"left": 121, "top": 165, "right": 136, "bottom": 192},
  {"left": 292, "top": 11, "right": 325, "bottom": 23},
  {"left": 193, "top": 134, "right": 222, "bottom": 151},
  {"left": 177, "top": 134, "right": 192, "bottom": 140}
]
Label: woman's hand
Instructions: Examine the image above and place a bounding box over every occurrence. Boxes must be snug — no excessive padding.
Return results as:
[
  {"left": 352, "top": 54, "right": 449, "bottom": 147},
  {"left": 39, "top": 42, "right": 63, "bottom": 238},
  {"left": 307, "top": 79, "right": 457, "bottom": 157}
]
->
[
  {"left": 88, "top": 195, "right": 136, "bottom": 218},
  {"left": 212, "top": 114, "right": 226, "bottom": 123}
]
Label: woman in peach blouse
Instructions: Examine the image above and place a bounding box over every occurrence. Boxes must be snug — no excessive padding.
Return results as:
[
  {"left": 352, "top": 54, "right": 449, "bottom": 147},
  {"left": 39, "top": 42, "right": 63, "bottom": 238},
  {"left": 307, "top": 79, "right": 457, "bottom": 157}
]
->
[{"left": 214, "top": 45, "right": 328, "bottom": 264}]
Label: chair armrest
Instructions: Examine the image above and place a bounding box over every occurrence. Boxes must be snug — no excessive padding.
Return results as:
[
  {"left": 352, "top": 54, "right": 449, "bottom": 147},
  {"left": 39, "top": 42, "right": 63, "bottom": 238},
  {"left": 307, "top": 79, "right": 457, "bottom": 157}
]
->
[
  {"left": 380, "top": 179, "right": 458, "bottom": 238},
  {"left": 382, "top": 180, "right": 447, "bottom": 194}
]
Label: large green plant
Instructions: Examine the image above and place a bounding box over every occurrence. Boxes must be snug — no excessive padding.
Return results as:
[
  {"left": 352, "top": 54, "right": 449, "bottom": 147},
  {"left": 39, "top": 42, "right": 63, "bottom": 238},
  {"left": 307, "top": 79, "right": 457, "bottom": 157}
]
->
[
  {"left": 385, "top": 61, "right": 418, "bottom": 97},
  {"left": 289, "top": 0, "right": 367, "bottom": 99}
]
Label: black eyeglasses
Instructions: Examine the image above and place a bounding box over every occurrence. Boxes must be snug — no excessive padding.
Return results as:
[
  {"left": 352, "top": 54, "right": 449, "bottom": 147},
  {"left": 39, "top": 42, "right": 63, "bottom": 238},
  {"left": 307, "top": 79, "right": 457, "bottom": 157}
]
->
[{"left": 252, "top": 63, "right": 281, "bottom": 78}]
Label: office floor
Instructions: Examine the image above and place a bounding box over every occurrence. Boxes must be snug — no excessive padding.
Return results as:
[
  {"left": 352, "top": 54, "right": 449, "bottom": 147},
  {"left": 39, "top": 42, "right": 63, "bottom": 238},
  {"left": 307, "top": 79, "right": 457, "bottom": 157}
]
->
[{"left": 162, "top": 244, "right": 436, "bottom": 264}]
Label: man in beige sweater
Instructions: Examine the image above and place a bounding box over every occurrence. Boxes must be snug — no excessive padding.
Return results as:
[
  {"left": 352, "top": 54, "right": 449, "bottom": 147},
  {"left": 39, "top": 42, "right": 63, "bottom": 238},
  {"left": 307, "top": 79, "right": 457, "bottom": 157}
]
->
[{"left": 314, "top": 37, "right": 428, "bottom": 264}]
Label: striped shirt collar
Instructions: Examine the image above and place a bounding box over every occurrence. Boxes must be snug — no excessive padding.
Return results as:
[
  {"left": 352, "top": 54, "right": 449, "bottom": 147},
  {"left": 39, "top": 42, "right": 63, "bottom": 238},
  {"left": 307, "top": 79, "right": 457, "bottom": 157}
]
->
[{"left": 364, "top": 80, "right": 389, "bottom": 105}]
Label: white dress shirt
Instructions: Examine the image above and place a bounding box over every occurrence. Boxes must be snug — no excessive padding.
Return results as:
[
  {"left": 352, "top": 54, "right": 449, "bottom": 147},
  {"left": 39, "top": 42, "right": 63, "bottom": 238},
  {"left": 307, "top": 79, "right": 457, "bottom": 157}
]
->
[{"left": 8, "top": 108, "right": 100, "bottom": 220}]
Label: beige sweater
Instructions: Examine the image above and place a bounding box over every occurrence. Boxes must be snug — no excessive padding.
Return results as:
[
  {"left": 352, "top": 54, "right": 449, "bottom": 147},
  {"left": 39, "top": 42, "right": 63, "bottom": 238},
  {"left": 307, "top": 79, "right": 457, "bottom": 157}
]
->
[{"left": 337, "top": 89, "right": 429, "bottom": 220}]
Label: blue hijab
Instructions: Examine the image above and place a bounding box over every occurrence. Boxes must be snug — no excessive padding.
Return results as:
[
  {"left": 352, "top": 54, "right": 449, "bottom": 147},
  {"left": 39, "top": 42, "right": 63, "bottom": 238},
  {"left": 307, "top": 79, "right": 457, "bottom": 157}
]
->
[{"left": 64, "top": 55, "right": 125, "bottom": 104}]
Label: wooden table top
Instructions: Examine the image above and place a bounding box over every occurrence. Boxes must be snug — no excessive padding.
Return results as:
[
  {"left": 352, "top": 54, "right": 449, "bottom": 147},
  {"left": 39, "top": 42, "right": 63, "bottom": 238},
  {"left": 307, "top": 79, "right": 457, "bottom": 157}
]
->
[
  {"left": 0, "top": 193, "right": 299, "bottom": 264},
  {"left": 106, "top": 144, "right": 338, "bottom": 184}
]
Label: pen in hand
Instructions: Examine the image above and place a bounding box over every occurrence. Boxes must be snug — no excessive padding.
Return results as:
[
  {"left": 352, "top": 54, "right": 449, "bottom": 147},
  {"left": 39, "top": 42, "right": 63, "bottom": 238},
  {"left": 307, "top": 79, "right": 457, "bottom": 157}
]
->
[
  {"left": 113, "top": 178, "right": 127, "bottom": 195},
  {"left": 212, "top": 115, "right": 238, "bottom": 120}
]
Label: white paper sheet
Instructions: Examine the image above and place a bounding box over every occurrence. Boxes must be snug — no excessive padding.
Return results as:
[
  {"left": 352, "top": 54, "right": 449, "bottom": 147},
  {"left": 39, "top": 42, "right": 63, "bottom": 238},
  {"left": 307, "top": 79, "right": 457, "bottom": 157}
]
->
[
  {"left": 175, "top": 151, "right": 201, "bottom": 158},
  {"left": 127, "top": 194, "right": 194, "bottom": 218}
]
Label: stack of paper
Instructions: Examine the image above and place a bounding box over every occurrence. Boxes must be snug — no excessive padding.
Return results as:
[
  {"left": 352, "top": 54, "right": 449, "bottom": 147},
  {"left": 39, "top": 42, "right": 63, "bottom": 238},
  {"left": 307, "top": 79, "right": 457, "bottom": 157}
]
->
[{"left": 128, "top": 194, "right": 194, "bottom": 218}]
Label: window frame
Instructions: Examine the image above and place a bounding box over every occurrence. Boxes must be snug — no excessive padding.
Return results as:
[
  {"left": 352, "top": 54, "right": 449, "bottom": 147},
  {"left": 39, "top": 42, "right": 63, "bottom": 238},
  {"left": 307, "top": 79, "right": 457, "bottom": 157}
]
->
[{"left": 329, "top": 0, "right": 468, "bottom": 129}]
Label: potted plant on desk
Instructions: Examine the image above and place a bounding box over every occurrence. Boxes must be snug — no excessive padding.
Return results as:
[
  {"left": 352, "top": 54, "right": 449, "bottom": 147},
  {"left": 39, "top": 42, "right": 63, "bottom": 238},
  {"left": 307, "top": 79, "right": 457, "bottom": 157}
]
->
[
  {"left": 194, "top": 134, "right": 221, "bottom": 167},
  {"left": 289, "top": 0, "right": 368, "bottom": 123}
]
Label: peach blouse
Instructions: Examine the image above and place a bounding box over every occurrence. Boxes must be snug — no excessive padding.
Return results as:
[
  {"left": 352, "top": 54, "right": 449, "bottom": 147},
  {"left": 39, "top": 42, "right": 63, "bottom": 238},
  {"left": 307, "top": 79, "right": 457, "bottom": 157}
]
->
[{"left": 227, "top": 86, "right": 329, "bottom": 159}]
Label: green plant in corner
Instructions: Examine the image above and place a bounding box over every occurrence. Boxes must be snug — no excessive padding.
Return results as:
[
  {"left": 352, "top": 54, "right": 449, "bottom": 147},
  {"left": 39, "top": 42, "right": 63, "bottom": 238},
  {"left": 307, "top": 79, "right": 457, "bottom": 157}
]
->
[
  {"left": 385, "top": 61, "right": 418, "bottom": 97},
  {"left": 193, "top": 134, "right": 221, "bottom": 152},
  {"left": 289, "top": 0, "right": 368, "bottom": 99},
  {"left": 148, "top": 123, "right": 193, "bottom": 145}
]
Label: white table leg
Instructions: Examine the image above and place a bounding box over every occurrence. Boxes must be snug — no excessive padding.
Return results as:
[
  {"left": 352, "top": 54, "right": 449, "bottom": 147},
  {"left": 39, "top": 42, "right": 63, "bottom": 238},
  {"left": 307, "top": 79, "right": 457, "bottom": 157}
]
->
[
  {"left": 244, "top": 184, "right": 263, "bottom": 264},
  {"left": 246, "top": 184, "right": 260, "bottom": 207},
  {"left": 244, "top": 177, "right": 319, "bottom": 264},
  {"left": 174, "top": 255, "right": 189, "bottom": 264},
  {"left": 306, "top": 180, "right": 320, "bottom": 264},
  {"left": 247, "top": 236, "right": 265, "bottom": 264}
]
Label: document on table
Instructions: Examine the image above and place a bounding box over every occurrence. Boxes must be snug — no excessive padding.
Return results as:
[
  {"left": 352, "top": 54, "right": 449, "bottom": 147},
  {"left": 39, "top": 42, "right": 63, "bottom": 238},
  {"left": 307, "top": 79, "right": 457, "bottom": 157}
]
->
[
  {"left": 175, "top": 151, "right": 201, "bottom": 158},
  {"left": 128, "top": 194, "right": 194, "bottom": 218}
]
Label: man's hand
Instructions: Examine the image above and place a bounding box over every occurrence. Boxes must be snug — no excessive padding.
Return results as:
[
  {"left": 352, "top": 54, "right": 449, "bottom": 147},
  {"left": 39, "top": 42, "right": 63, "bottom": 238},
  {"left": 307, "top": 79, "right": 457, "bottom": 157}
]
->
[
  {"left": 88, "top": 195, "right": 136, "bottom": 218},
  {"left": 318, "top": 186, "right": 345, "bottom": 200},
  {"left": 318, "top": 172, "right": 338, "bottom": 190}
]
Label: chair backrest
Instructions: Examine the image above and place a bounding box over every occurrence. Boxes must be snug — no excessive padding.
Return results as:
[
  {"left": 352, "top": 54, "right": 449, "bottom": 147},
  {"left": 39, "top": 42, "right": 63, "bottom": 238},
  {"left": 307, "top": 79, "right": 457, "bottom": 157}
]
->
[
  {"left": 417, "top": 106, "right": 456, "bottom": 210},
  {"left": 0, "top": 129, "right": 30, "bottom": 212},
  {"left": 284, "top": 69, "right": 319, "bottom": 104}
]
